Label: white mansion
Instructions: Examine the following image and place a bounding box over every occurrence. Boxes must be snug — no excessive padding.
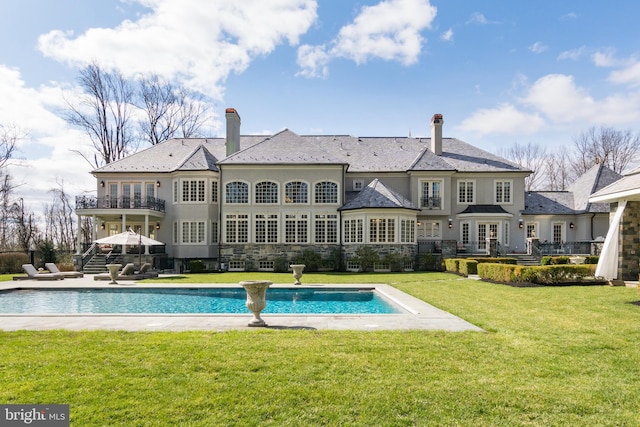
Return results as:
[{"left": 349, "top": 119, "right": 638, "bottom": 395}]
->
[{"left": 75, "top": 108, "right": 619, "bottom": 272}]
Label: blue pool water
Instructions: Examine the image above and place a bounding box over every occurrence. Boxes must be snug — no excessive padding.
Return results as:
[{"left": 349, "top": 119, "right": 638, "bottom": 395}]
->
[{"left": 0, "top": 288, "right": 402, "bottom": 314}]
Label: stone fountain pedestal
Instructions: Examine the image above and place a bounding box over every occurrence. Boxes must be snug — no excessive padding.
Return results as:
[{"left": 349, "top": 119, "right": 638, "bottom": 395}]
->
[
  {"left": 290, "top": 264, "right": 306, "bottom": 285},
  {"left": 105, "top": 263, "right": 122, "bottom": 285},
  {"left": 240, "top": 280, "right": 273, "bottom": 327}
]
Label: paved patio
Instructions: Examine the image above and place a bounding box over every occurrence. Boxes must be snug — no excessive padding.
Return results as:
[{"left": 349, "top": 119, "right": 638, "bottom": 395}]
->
[{"left": 0, "top": 275, "right": 484, "bottom": 332}]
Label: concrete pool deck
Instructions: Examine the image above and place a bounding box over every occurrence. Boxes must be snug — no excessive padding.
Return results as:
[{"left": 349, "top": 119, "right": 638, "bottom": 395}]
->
[{"left": 0, "top": 275, "right": 484, "bottom": 332}]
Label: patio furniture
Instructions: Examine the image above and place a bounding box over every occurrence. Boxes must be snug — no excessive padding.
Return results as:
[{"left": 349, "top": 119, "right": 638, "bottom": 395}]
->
[
  {"left": 19, "top": 264, "right": 64, "bottom": 281},
  {"left": 94, "top": 263, "right": 157, "bottom": 280},
  {"left": 45, "top": 263, "right": 84, "bottom": 278}
]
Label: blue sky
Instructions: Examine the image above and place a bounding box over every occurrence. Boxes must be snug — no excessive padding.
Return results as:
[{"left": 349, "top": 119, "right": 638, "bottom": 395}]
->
[{"left": 2, "top": 0, "right": 640, "bottom": 214}]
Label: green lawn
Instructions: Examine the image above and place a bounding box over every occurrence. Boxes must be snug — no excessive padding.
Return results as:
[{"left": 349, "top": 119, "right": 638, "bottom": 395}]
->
[{"left": 1, "top": 272, "right": 639, "bottom": 426}]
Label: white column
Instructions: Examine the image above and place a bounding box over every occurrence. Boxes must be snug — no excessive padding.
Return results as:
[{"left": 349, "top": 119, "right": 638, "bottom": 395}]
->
[
  {"left": 76, "top": 214, "right": 83, "bottom": 254},
  {"left": 121, "top": 214, "right": 127, "bottom": 254},
  {"left": 144, "top": 215, "right": 150, "bottom": 254}
]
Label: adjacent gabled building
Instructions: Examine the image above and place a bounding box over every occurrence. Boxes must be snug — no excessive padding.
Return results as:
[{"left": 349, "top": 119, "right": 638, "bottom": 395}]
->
[{"left": 75, "top": 108, "right": 616, "bottom": 272}]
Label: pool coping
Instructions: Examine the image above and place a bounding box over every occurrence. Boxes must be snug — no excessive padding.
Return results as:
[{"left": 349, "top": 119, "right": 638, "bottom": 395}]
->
[{"left": 0, "top": 277, "right": 484, "bottom": 332}]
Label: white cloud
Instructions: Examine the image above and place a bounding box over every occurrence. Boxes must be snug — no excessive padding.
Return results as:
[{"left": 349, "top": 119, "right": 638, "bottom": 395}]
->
[
  {"left": 459, "top": 104, "right": 544, "bottom": 136},
  {"left": 460, "top": 72, "right": 640, "bottom": 138},
  {"left": 608, "top": 61, "right": 640, "bottom": 87},
  {"left": 37, "top": 0, "right": 318, "bottom": 96},
  {"left": 592, "top": 48, "right": 618, "bottom": 67},
  {"left": 297, "top": 0, "right": 436, "bottom": 78},
  {"left": 529, "top": 41, "right": 548, "bottom": 54},
  {"left": 560, "top": 12, "right": 577, "bottom": 20},
  {"left": 0, "top": 65, "right": 94, "bottom": 217},
  {"left": 440, "top": 28, "right": 454, "bottom": 42},
  {"left": 558, "top": 46, "right": 585, "bottom": 60},
  {"left": 467, "top": 12, "right": 488, "bottom": 25}
]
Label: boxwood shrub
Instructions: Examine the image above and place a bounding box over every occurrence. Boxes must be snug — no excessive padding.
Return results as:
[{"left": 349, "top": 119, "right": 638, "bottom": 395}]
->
[
  {"left": 444, "top": 258, "right": 460, "bottom": 273},
  {"left": 458, "top": 259, "right": 478, "bottom": 276},
  {"left": 470, "top": 257, "right": 518, "bottom": 265},
  {"left": 478, "top": 263, "right": 598, "bottom": 285}
]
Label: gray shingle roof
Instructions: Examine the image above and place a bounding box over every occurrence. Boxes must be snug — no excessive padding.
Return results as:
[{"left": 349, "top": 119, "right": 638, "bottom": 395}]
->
[
  {"left": 339, "top": 179, "right": 419, "bottom": 211},
  {"left": 589, "top": 166, "right": 640, "bottom": 202},
  {"left": 567, "top": 163, "right": 621, "bottom": 212},
  {"left": 92, "top": 130, "right": 529, "bottom": 175},
  {"left": 523, "top": 191, "right": 575, "bottom": 215}
]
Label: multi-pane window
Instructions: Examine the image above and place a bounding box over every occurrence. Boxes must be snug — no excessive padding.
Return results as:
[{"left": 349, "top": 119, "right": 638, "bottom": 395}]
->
[
  {"left": 504, "top": 221, "right": 510, "bottom": 246},
  {"left": 400, "top": 219, "right": 415, "bottom": 243},
  {"left": 173, "top": 221, "right": 178, "bottom": 244},
  {"left": 225, "top": 214, "right": 249, "bottom": 243},
  {"left": 255, "top": 214, "right": 278, "bottom": 243},
  {"left": 181, "top": 221, "right": 205, "bottom": 244},
  {"left": 344, "top": 219, "right": 363, "bottom": 243},
  {"left": 369, "top": 218, "right": 395, "bottom": 243},
  {"left": 146, "top": 183, "right": 155, "bottom": 206},
  {"left": 226, "top": 181, "right": 249, "bottom": 204},
  {"left": 424, "top": 221, "right": 441, "bottom": 239},
  {"left": 211, "top": 221, "right": 218, "bottom": 243},
  {"left": 526, "top": 223, "right": 537, "bottom": 238},
  {"left": 458, "top": 180, "right": 474, "bottom": 204},
  {"left": 421, "top": 180, "right": 442, "bottom": 209},
  {"left": 182, "top": 180, "right": 205, "bottom": 202},
  {"left": 285, "top": 181, "right": 308, "bottom": 204},
  {"left": 173, "top": 180, "right": 178, "bottom": 203},
  {"left": 553, "top": 223, "right": 563, "bottom": 243},
  {"left": 255, "top": 181, "right": 279, "bottom": 204},
  {"left": 495, "top": 180, "right": 512, "bottom": 204},
  {"left": 285, "top": 214, "right": 308, "bottom": 243},
  {"left": 315, "top": 181, "right": 338, "bottom": 204},
  {"left": 315, "top": 214, "right": 338, "bottom": 243},
  {"left": 211, "top": 180, "right": 218, "bottom": 203},
  {"left": 461, "top": 222, "right": 469, "bottom": 245}
]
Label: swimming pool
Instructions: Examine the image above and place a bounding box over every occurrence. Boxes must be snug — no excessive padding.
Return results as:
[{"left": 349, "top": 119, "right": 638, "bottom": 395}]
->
[{"left": 0, "top": 287, "right": 402, "bottom": 314}]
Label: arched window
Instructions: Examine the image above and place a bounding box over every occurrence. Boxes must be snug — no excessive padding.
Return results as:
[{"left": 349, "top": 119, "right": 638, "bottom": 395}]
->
[
  {"left": 255, "top": 181, "right": 279, "bottom": 204},
  {"left": 285, "top": 181, "right": 308, "bottom": 204},
  {"left": 315, "top": 181, "right": 338, "bottom": 204},
  {"left": 225, "top": 181, "right": 248, "bottom": 204}
]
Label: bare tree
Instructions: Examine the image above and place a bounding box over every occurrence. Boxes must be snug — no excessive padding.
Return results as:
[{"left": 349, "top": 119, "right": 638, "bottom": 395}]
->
[
  {"left": 138, "top": 74, "right": 209, "bottom": 145},
  {"left": 498, "top": 142, "right": 548, "bottom": 191},
  {"left": 65, "top": 61, "right": 135, "bottom": 168},
  {"left": 11, "top": 197, "right": 38, "bottom": 252},
  {"left": 43, "top": 180, "right": 76, "bottom": 252},
  {"left": 545, "top": 146, "right": 573, "bottom": 191},
  {"left": 0, "top": 124, "right": 25, "bottom": 250},
  {"left": 572, "top": 126, "right": 640, "bottom": 176}
]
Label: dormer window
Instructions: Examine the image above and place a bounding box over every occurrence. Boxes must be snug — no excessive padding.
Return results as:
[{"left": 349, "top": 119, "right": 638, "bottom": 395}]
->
[{"left": 353, "top": 180, "right": 364, "bottom": 191}]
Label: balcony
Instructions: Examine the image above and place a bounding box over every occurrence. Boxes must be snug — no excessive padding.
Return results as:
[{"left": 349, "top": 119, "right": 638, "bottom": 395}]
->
[
  {"left": 76, "top": 195, "right": 166, "bottom": 212},
  {"left": 420, "top": 196, "right": 441, "bottom": 209}
]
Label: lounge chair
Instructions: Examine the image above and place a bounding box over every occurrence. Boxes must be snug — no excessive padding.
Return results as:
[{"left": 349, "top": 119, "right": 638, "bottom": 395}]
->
[
  {"left": 45, "top": 263, "right": 84, "bottom": 278},
  {"left": 94, "top": 263, "right": 151, "bottom": 280},
  {"left": 20, "top": 264, "right": 64, "bottom": 281},
  {"left": 136, "top": 262, "right": 158, "bottom": 278}
]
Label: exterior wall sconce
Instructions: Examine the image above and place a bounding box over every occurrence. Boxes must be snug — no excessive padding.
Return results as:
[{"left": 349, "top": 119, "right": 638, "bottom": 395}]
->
[
  {"left": 448, "top": 218, "right": 453, "bottom": 229},
  {"left": 519, "top": 219, "right": 524, "bottom": 229},
  {"left": 156, "top": 180, "right": 161, "bottom": 187},
  {"left": 569, "top": 222, "right": 574, "bottom": 229},
  {"left": 155, "top": 222, "right": 161, "bottom": 230},
  {"left": 100, "top": 180, "right": 105, "bottom": 187},
  {"left": 416, "top": 221, "right": 421, "bottom": 226},
  {"left": 101, "top": 223, "right": 105, "bottom": 230}
]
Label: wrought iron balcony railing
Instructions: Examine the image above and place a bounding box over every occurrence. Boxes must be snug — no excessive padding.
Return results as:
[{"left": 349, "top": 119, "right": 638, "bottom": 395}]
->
[
  {"left": 75, "top": 195, "right": 166, "bottom": 212},
  {"left": 420, "top": 196, "right": 442, "bottom": 209}
]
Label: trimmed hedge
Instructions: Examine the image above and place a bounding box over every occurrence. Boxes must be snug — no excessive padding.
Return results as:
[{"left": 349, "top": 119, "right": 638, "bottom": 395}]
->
[
  {"left": 0, "top": 252, "right": 30, "bottom": 274},
  {"left": 471, "top": 257, "right": 518, "bottom": 265},
  {"left": 477, "top": 262, "right": 599, "bottom": 285},
  {"left": 541, "top": 255, "right": 599, "bottom": 266},
  {"left": 444, "top": 258, "right": 461, "bottom": 273},
  {"left": 458, "top": 259, "right": 478, "bottom": 276}
]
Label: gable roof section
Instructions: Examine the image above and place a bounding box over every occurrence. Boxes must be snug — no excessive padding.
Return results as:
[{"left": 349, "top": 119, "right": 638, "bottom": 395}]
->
[
  {"left": 589, "top": 166, "right": 640, "bottom": 203},
  {"left": 177, "top": 145, "right": 219, "bottom": 171},
  {"left": 523, "top": 192, "right": 576, "bottom": 215},
  {"left": 219, "top": 129, "right": 347, "bottom": 166},
  {"left": 567, "top": 163, "right": 622, "bottom": 212},
  {"left": 339, "top": 179, "right": 419, "bottom": 211},
  {"left": 93, "top": 136, "right": 267, "bottom": 174},
  {"left": 416, "top": 138, "right": 527, "bottom": 173}
]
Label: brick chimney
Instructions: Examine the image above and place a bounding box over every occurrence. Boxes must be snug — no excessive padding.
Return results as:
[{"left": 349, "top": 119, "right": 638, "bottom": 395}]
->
[
  {"left": 225, "top": 108, "right": 241, "bottom": 156},
  {"left": 430, "top": 113, "right": 443, "bottom": 155}
]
